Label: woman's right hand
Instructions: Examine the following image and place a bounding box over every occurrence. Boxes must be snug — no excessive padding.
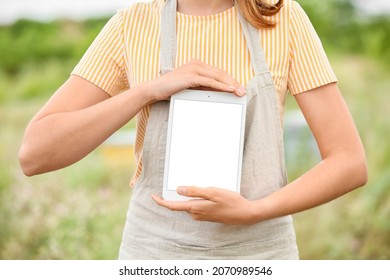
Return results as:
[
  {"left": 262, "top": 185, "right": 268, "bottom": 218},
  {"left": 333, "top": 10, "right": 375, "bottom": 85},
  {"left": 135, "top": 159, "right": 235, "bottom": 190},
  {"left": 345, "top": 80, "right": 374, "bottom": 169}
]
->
[{"left": 143, "top": 59, "right": 246, "bottom": 102}]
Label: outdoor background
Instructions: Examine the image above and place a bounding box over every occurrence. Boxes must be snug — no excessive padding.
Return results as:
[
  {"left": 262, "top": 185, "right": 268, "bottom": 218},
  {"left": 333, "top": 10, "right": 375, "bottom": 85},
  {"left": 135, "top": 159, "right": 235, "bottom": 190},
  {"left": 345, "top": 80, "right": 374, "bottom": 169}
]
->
[{"left": 0, "top": 0, "right": 389, "bottom": 259}]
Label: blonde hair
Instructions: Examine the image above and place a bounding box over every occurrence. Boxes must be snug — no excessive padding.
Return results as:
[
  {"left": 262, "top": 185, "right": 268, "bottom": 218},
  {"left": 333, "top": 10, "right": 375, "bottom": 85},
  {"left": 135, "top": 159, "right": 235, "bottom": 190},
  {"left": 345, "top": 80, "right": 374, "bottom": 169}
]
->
[{"left": 234, "top": 0, "right": 284, "bottom": 28}]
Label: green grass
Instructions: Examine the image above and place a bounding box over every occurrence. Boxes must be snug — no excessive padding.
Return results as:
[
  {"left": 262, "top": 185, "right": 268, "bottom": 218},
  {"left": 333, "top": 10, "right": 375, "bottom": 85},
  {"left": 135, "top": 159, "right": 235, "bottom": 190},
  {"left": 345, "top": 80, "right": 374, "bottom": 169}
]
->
[{"left": 0, "top": 54, "right": 389, "bottom": 259}]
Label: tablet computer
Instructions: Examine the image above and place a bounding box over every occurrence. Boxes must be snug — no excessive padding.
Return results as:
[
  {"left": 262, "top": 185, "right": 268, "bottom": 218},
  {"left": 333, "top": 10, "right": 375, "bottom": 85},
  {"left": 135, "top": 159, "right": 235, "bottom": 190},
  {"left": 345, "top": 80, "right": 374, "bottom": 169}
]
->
[{"left": 163, "top": 89, "right": 247, "bottom": 201}]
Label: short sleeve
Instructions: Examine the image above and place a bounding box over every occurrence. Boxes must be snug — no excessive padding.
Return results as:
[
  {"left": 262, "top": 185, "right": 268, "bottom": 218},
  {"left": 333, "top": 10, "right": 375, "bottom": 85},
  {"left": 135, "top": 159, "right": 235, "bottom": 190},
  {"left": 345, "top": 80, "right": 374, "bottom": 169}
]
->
[
  {"left": 288, "top": 2, "right": 337, "bottom": 95},
  {"left": 71, "top": 11, "right": 129, "bottom": 96}
]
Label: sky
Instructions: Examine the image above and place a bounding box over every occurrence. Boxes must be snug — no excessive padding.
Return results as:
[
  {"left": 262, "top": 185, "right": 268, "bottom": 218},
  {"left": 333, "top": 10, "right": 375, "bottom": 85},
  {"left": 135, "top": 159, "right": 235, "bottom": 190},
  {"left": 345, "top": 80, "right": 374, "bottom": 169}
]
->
[{"left": 0, "top": 0, "right": 389, "bottom": 25}]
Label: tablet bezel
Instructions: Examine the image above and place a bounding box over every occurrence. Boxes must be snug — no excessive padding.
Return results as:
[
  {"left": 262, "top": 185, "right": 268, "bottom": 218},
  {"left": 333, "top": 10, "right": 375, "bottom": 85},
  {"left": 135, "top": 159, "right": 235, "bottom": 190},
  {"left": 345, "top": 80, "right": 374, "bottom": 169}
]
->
[{"left": 162, "top": 89, "right": 247, "bottom": 201}]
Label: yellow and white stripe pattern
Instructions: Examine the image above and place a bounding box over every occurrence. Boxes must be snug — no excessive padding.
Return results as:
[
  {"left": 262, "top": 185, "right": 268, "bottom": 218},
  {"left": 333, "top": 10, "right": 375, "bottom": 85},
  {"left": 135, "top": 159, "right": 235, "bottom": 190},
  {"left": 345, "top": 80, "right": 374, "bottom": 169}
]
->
[{"left": 72, "top": 0, "right": 337, "bottom": 186}]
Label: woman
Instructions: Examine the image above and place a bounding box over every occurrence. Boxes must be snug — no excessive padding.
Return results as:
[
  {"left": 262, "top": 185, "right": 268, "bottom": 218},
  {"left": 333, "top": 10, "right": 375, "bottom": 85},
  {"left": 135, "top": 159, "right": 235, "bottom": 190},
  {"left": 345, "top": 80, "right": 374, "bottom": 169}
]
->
[{"left": 19, "top": 0, "right": 367, "bottom": 259}]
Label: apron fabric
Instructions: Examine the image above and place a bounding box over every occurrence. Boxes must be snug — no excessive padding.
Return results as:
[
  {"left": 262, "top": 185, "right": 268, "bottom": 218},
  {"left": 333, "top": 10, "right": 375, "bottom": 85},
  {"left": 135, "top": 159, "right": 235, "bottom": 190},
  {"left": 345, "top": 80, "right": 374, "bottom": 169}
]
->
[{"left": 118, "top": 0, "right": 299, "bottom": 260}]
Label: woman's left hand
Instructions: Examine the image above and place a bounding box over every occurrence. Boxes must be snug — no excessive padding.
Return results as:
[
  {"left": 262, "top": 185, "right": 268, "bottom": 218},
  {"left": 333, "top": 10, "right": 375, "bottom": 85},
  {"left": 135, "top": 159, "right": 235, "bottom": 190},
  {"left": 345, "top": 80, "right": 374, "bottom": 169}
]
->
[{"left": 152, "top": 187, "right": 258, "bottom": 225}]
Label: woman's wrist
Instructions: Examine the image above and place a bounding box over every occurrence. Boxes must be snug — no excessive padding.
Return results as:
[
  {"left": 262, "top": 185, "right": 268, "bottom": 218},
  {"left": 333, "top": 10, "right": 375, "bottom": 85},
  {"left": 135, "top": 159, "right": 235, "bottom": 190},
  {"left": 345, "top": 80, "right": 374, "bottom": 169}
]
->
[
  {"left": 126, "top": 81, "right": 159, "bottom": 106},
  {"left": 251, "top": 197, "right": 273, "bottom": 224}
]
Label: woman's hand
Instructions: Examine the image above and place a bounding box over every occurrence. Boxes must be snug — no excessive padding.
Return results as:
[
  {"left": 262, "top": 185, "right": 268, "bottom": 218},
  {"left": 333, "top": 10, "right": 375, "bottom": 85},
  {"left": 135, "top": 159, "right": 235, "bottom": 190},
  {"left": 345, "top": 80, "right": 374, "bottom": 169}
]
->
[
  {"left": 152, "top": 187, "right": 258, "bottom": 225},
  {"left": 144, "top": 59, "right": 246, "bottom": 102}
]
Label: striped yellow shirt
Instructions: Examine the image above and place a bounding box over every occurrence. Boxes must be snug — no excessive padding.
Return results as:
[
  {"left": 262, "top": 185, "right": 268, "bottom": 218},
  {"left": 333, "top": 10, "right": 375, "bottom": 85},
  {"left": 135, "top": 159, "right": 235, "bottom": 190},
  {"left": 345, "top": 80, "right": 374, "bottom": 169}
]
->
[{"left": 72, "top": 0, "right": 337, "bottom": 186}]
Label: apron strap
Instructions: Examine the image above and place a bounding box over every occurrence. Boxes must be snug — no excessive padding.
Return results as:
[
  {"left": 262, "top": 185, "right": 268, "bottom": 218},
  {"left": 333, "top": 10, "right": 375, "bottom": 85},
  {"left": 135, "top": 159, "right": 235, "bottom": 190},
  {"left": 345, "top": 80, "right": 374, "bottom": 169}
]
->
[
  {"left": 159, "top": 0, "right": 177, "bottom": 75},
  {"left": 160, "top": 0, "right": 269, "bottom": 76},
  {"left": 235, "top": 6, "right": 269, "bottom": 75}
]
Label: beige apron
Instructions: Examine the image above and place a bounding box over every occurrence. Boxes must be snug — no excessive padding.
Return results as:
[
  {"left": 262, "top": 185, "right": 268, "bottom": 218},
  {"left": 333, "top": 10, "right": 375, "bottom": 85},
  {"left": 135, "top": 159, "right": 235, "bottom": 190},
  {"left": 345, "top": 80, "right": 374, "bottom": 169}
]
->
[{"left": 119, "top": 0, "right": 299, "bottom": 260}]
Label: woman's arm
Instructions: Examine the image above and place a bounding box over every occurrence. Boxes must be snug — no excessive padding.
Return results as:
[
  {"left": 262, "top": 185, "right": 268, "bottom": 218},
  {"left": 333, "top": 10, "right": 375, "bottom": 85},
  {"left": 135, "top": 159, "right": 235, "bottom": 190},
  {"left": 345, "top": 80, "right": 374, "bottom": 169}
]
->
[
  {"left": 253, "top": 82, "right": 367, "bottom": 221},
  {"left": 153, "top": 82, "right": 368, "bottom": 224},
  {"left": 19, "top": 60, "right": 245, "bottom": 176},
  {"left": 19, "top": 75, "right": 147, "bottom": 176}
]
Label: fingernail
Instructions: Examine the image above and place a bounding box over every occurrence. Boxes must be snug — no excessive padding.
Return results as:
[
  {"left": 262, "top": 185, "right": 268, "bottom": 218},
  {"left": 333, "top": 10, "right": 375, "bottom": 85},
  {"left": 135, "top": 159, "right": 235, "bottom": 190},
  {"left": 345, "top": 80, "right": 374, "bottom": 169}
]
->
[
  {"left": 237, "top": 86, "right": 246, "bottom": 96},
  {"left": 177, "top": 187, "right": 186, "bottom": 195}
]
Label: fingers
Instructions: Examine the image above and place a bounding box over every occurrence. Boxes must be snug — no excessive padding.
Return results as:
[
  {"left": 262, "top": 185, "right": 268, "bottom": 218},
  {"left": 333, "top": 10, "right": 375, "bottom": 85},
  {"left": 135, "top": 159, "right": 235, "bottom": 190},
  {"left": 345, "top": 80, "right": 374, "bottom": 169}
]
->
[
  {"left": 184, "top": 60, "right": 246, "bottom": 97},
  {"left": 151, "top": 187, "right": 218, "bottom": 212},
  {"left": 152, "top": 194, "right": 213, "bottom": 214},
  {"left": 192, "top": 77, "right": 246, "bottom": 96},
  {"left": 151, "top": 60, "right": 246, "bottom": 101},
  {"left": 177, "top": 186, "right": 218, "bottom": 201},
  {"left": 151, "top": 195, "right": 191, "bottom": 211}
]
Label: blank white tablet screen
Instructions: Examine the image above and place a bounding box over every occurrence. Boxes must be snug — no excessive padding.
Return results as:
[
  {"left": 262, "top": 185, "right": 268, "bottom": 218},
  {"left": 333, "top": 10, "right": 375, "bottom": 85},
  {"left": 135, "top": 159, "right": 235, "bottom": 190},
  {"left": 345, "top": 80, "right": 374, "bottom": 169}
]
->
[{"left": 167, "top": 99, "right": 243, "bottom": 191}]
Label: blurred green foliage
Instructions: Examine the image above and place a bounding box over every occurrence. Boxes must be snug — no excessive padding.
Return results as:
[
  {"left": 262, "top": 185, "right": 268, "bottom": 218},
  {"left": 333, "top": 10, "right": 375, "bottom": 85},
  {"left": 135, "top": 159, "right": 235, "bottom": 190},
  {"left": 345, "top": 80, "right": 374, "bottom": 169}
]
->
[
  {"left": 0, "top": 1, "right": 389, "bottom": 259},
  {"left": 0, "top": 17, "right": 107, "bottom": 75},
  {"left": 0, "top": 17, "right": 109, "bottom": 102},
  {"left": 299, "top": 0, "right": 390, "bottom": 62}
]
